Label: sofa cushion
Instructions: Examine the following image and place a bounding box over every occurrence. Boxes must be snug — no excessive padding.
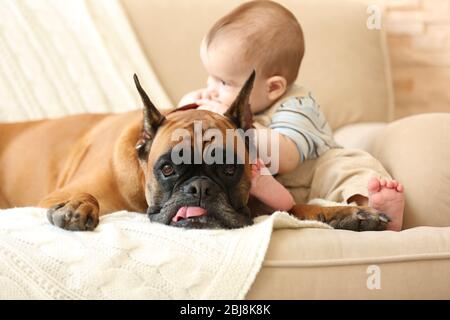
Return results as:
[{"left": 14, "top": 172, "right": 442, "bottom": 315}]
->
[
  {"left": 121, "top": 0, "right": 394, "bottom": 129},
  {"left": 334, "top": 122, "right": 388, "bottom": 151},
  {"left": 246, "top": 226, "right": 450, "bottom": 299},
  {"left": 368, "top": 113, "right": 450, "bottom": 229}
]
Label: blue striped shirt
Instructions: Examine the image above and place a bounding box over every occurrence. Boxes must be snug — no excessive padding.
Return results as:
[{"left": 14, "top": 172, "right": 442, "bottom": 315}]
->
[{"left": 254, "top": 87, "right": 340, "bottom": 163}]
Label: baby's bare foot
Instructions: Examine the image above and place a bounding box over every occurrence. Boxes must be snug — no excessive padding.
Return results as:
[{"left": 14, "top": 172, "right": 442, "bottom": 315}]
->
[
  {"left": 250, "top": 160, "right": 294, "bottom": 212},
  {"left": 368, "top": 177, "right": 405, "bottom": 231}
]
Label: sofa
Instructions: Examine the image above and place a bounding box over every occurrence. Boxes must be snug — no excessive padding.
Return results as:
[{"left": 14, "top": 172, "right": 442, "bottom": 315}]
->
[
  {"left": 0, "top": 0, "right": 449, "bottom": 299},
  {"left": 120, "top": 0, "right": 450, "bottom": 299}
]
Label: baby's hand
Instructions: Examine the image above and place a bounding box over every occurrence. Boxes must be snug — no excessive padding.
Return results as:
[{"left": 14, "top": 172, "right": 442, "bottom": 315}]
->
[
  {"left": 196, "top": 99, "right": 230, "bottom": 115},
  {"left": 178, "top": 89, "right": 206, "bottom": 107}
]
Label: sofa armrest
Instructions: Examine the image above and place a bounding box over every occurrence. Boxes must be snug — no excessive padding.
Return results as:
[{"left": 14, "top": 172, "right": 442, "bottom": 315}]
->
[{"left": 368, "top": 113, "right": 450, "bottom": 229}]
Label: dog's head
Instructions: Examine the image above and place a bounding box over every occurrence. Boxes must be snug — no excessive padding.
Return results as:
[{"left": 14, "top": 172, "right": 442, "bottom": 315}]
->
[{"left": 133, "top": 73, "right": 256, "bottom": 229}]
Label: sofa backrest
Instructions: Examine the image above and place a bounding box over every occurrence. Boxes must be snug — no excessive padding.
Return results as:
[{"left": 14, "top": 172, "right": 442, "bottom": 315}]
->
[{"left": 121, "top": 0, "right": 394, "bottom": 130}]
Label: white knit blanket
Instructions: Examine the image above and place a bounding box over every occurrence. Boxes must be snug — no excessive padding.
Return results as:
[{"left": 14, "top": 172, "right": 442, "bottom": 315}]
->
[{"left": 0, "top": 208, "right": 330, "bottom": 299}]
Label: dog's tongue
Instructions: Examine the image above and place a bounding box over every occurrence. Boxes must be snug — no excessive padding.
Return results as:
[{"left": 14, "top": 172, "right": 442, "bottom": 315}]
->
[{"left": 172, "top": 206, "right": 207, "bottom": 222}]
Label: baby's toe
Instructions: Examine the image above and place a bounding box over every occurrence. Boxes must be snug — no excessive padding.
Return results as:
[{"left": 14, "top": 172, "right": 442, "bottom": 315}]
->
[
  {"left": 391, "top": 180, "right": 398, "bottom": 188},
  {"left": 368, "top": 177, "right": 380, "bottom": 193}
]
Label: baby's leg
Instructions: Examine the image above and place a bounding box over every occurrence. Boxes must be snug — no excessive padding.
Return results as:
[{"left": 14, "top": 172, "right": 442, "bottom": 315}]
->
[
  {"left": 309, "top": 148, "right": 404, "bottom": 231},
  {"left": 250, "top": 159, "right": 294, "bottom": 212}
]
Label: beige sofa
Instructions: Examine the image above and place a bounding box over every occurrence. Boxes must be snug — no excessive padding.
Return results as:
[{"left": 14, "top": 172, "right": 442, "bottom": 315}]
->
[{"left": 121, "top": 0, "right": 450, "bottom": 299}]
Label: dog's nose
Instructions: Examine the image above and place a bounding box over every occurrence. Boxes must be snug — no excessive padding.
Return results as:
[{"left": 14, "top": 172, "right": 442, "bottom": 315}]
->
[{"left": 186, "top": 178, "right": 216, "bottom": 198}]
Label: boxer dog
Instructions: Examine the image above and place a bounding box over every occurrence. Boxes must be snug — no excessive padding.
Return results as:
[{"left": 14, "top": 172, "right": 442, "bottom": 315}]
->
[{"left": 0, "top": 73, "right": 389, "bottom": 231}]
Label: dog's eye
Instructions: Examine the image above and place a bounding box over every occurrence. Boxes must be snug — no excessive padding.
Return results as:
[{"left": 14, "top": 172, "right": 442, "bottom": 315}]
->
[
  {"left": 161, "top": 164, "right": 175, "bottom": 177},
  {"left": 223, "top": 164, "right": 236, "bottom": 176}
]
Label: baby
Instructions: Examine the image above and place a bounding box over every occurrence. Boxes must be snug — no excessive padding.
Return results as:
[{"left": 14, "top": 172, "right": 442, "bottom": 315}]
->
[{"left": 178, "top": 0, "right": 404, "bottom": 231}]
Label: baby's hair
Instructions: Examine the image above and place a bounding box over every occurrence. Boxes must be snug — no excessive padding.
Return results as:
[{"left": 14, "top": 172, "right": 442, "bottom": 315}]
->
[{"left": 204, "top": 0, "right": 304, "bottom": 85}]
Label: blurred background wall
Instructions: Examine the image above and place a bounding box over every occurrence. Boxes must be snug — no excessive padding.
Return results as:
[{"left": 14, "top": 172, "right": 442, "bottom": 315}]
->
[{"left": 385, "top": 0, "right": 450, "bottom": 118}]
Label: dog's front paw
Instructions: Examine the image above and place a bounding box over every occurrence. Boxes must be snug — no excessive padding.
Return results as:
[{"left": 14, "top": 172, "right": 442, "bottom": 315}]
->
[
  {"left": 327, "top": 207, "right": 390, "bottom": 231},
  {"left": 47, "top": 193, "right": 99, "bottom": 231}
]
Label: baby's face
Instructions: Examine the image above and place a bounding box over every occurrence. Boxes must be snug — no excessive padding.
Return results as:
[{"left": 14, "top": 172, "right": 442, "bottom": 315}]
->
[{"left": 200, "top": 40, "right": 270, "bottom": 114}]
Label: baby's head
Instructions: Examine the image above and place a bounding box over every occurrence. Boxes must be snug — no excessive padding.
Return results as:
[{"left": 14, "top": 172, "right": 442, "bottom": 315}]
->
[{"left": 200, "top": 0, "right": 304, "bottom": 113}]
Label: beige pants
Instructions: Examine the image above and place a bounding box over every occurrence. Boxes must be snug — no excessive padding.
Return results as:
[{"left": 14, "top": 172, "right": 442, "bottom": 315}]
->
[{"left": 275, "top": 148, "right": 392, "bottom": 204}]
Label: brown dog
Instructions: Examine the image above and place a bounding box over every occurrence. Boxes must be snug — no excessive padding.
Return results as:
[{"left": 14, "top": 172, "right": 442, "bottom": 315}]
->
[{"left": 0, "top": 73, "right": 389, "bottom": 231}]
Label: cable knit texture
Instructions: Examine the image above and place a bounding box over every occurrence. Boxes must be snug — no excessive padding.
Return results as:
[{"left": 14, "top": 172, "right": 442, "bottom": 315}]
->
[{"left": 0, "top": 208, "right": 330, "bottom": 299}]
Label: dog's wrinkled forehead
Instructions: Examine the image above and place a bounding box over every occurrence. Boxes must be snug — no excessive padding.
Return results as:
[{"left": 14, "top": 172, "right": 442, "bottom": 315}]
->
[{"left": 147, "top": 109, "right": 241, "bottom": 163}]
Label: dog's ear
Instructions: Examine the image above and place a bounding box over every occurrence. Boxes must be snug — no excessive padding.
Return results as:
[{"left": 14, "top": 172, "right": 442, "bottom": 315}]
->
[
  {"left": 133, "top": 74, "right": 165, "bottom": 160},
  {"left": 224, "top": 71, "right": 255, "bottom": 131}
]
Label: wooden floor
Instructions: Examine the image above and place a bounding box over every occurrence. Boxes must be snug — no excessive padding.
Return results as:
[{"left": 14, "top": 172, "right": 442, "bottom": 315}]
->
[{"left": 385, "top": 0, "right": 450, "bottom": 119}]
